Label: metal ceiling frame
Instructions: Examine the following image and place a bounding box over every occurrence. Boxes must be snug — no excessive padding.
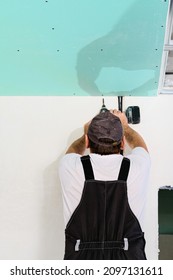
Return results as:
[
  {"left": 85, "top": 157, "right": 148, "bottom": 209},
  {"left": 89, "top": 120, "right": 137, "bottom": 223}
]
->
[{"left": 159, "top": 0, "right": 173, "bottom": 94}]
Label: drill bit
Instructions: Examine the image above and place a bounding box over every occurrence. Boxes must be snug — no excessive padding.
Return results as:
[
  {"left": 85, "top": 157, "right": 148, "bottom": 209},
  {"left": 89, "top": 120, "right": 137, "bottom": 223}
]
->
[{"left": 100, "top": 98, "right": 108, "bottom": 113}]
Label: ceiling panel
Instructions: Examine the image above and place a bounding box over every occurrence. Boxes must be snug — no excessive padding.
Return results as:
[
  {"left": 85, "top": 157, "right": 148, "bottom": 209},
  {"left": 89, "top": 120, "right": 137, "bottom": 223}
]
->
[{"left": 0, "top": 0, "right": 169, "bottom": 96}]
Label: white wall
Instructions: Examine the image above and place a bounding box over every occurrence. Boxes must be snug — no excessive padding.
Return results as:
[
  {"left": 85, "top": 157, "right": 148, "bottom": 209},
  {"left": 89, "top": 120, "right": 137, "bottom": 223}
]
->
[{"left": 0, "top": 95, "right": 173, "bottom": 260}]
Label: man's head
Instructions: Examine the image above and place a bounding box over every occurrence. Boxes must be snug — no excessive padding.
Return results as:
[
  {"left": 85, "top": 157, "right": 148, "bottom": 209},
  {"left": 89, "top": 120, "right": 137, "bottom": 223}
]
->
[{"left": 86, "top": 111, "right": 124, "bottom": 155}]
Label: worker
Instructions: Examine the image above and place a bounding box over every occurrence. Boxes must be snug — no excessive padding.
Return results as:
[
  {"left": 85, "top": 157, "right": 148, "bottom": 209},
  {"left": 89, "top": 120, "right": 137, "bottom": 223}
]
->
[{"left": 58, "top": 109, "right": 150, "bottom": 259}]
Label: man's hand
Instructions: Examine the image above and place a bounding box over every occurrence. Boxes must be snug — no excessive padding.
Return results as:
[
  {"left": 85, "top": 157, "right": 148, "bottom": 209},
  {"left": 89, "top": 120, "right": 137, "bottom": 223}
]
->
[{"left": 110, "top": 109, "right": 128, "bottom": 128}]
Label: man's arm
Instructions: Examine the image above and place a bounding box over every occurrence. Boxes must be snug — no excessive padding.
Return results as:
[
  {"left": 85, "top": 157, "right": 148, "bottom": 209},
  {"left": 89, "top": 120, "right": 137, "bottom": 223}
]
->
[
  {"left": 110, "top": 109, "right": 148, "bottom": 152},
  {"left": 65, "top": 122, "right": 90, "bottom": 155},
  {"left": 65, "top": 135, "right": 86, "bottom": 155},
  {"left": 123, "top": 125, "right": 148, "bottom": 152}
]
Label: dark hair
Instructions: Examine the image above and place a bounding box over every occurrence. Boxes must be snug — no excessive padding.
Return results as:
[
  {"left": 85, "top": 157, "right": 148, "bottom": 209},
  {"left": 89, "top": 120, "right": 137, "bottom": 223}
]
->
[{"left": 88, "top": 137, "right": 121, "bottom": 155}]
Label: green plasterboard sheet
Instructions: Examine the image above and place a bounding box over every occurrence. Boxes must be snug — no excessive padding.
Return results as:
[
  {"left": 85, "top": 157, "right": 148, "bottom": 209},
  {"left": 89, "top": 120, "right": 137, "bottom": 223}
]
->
[{"left": 0, "top": 0, "right": 169, "bottom": 96}]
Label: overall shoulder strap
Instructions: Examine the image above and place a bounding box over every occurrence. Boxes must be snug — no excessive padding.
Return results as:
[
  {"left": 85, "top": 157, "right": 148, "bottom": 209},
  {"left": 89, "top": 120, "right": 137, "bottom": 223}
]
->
[
  {"left": 81, "top": 155, "right": 95, "bottom": 180},
  {"left": 118, "top": 157, "right": 130, "bottom": 181}
]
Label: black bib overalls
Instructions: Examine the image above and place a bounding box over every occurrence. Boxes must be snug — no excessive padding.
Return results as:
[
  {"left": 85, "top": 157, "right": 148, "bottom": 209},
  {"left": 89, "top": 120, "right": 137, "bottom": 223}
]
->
[{"left": 64, "top": 155, "right": 146, "bottom": 260}]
